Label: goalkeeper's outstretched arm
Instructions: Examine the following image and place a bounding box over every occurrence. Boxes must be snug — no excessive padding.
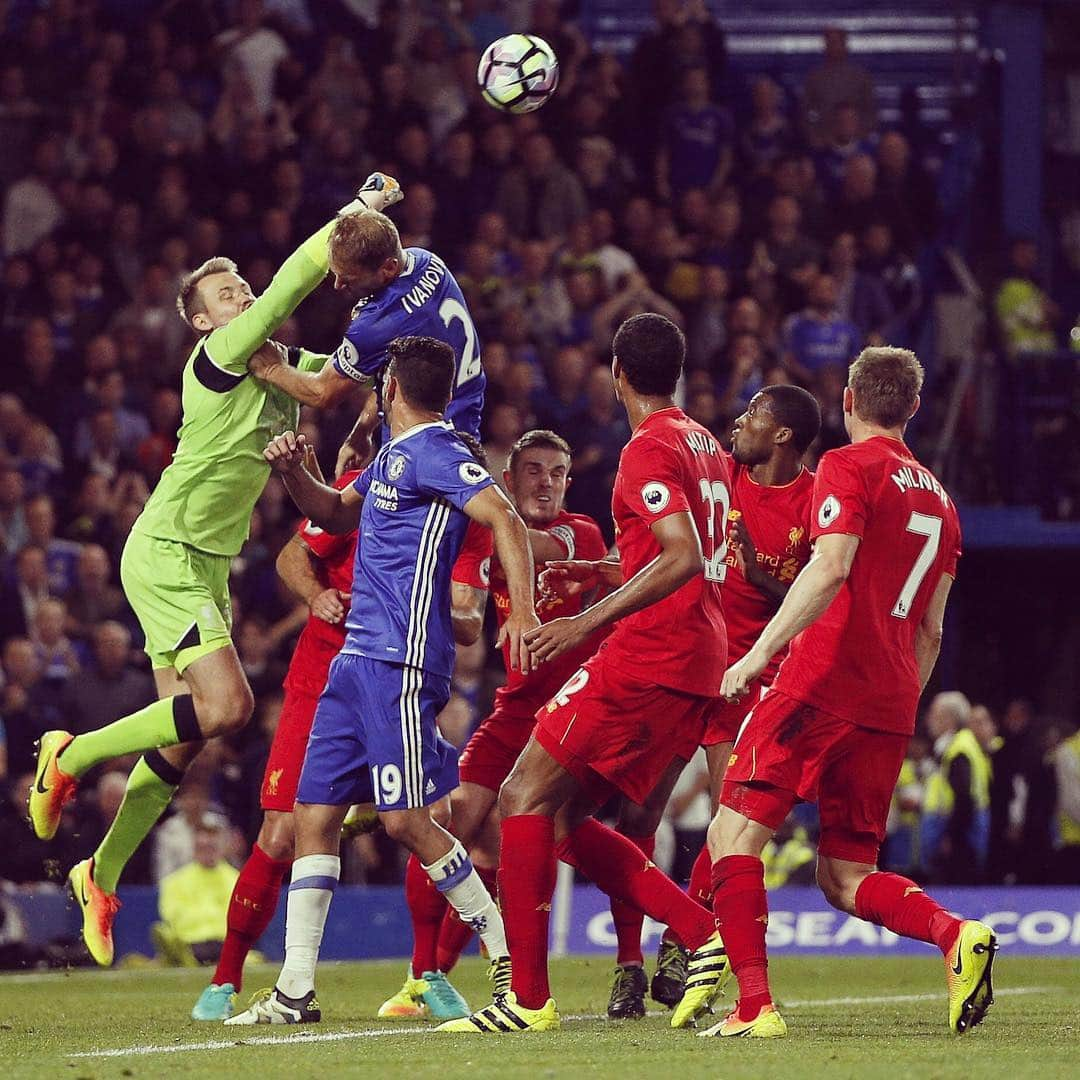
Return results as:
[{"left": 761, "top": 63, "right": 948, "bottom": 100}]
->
[
  {"left": 205, "top": 221, "right": 336, "bottom": 373},
  {"left": 205, "top": 172, "right": 403, "bottom": 379}
]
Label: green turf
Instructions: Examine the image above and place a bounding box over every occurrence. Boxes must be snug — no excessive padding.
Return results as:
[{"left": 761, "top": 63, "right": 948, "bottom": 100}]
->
[{"left": 1, "top": 955, "right": 1076, "bottom": 1079}]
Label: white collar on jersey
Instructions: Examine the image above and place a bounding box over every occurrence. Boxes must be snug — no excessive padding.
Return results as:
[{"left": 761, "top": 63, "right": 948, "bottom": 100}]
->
[
  {"left": 383, "top": 420, "right": 452, "bottom": 450},
  {"left": 399, "top": 250, "right": 417, "bottom": 277}
]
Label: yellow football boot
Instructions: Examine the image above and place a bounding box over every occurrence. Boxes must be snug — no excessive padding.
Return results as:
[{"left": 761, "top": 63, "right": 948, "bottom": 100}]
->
[
  {"left": 946, "top": 920, "right": 998, "bottom": 1034},
  {"left": 436, "top": 991, "right": 560, "bottom": 1033}
]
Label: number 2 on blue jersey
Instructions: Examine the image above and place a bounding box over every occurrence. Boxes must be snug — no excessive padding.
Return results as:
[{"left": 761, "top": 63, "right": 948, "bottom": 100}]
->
[{"left": 439, "top": 297, "right": 482, "bottom": 387}]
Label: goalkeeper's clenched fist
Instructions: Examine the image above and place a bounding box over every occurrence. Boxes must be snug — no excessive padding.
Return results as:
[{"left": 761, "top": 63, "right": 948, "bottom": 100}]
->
[{"left": 339, "top": 172, "right": 404, "bottom": 216}]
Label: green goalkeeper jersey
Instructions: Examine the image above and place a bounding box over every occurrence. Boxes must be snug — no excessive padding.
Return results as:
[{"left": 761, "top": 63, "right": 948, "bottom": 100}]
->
[{"left": 134, "top": 222, "right": 334, "bottom": 557}]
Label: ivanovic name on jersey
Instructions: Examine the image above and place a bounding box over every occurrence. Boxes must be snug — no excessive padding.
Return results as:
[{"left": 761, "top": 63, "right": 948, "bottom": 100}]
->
[
  {"left": 345, "top": 421, "right": 494, "bottom": 678},
  {"left": 400, "top": 253, "right": 448, "bottom": 314}
]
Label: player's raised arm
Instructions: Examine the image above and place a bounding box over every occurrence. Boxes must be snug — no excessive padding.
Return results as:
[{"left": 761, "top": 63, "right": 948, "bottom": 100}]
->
[
  {"left": 245, "top": 177, "right": 406, "bottom": 406},
  {"left": 463, "top": 484, "right": 538, "bottom": 672},
  {"left": 203, "top": 218, "right": 336, "bottom": 373},
  {"left": 721, "top": 531, "right": 859, "bottom": 700},
  {"left": 264, "top": 432, "right": 363, "bottom": 535}
]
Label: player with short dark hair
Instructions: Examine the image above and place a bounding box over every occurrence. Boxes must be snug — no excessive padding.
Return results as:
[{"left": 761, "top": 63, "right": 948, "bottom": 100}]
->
[
  {"left": 604, "top": 383, "right": 820, "bottom": 1019},
  {"left": 226, "top": 337, "right": 538, "bottom": 1026},
  {"left": 380, "top": 427, "right": 609, "bottom": 1021},
  {"left": 439, "top": 313, "right": 733, "bottom": 1035},
  {"left": 699, "top": 346, "right": 996, "bottom": 1039}
]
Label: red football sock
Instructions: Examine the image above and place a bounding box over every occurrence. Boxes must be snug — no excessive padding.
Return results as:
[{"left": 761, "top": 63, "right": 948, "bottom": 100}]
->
[
  {"left": 405, "top": 852, "right": 448, "bottom": 977},
  {"left": 688, "top": 843, "right": 714, "bottom": 909},
  {"left": 609, "top": 833, "right": 654, "bottom": 966},
  {"left": 711, "top": 854, "right": 772, "bottom": 1018},
  {"left": 213, "top": 843, "right": 290, "bottom": 991},
  {"left": 559, "top": 819, "right": 715, "bottom": 952},
  {"left": 435, "top": 865, "right": 497, "bottom": 972},
  {"left": 854, "top": 871, "right": 962, "bottom": 954},
  {"left": 501, "top": 815, "right": 557, "bottom": 1009},
  {"left": 656, "top": 843, "right": 711, "bottom": 952}
]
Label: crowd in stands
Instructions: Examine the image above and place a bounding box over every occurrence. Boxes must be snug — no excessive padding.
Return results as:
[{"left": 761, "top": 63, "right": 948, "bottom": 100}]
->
[{"left": 0, "top": 0, "right": 1076, "bottom": 920}]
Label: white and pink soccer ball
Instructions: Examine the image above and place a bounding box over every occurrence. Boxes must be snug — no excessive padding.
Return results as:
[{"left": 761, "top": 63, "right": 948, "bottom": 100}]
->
[{"left": 477, "top": 34, "right": 559, "bottom": 115}]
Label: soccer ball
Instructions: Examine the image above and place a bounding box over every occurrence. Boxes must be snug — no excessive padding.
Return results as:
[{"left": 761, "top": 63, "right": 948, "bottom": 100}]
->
[{"left": 477, "top": 34, "right": 559, "bottom": 114}]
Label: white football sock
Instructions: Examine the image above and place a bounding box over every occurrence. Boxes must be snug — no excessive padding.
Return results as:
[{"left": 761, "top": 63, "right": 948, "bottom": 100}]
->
[
  {"left": 423, "top": 839, "right": 507, "bottom": 961},
  {"left": 278, "top": 853, "right": 340, "bottom": 999}
]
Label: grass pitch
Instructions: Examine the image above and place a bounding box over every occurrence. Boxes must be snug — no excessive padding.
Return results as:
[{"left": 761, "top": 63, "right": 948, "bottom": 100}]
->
[{"left": 2, "top": 955, "right": 1076, "bottom": 1079}]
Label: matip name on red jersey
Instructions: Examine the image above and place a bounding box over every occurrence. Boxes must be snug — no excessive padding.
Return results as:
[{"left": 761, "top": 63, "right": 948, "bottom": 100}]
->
[
  {"left": 598, "top": 407, "right": 731, "bottom": 697},
  {"left": 774, "top": 436, "right": 961, "bottom": 735}
]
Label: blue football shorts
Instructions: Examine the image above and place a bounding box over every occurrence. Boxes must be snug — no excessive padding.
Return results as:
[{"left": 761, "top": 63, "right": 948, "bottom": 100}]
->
[{"left": 296, "top": 653, "right": 459, "bottom": 810}]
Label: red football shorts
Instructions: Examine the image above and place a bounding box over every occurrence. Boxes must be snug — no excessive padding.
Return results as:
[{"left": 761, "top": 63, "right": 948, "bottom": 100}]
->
[
  {"left": 457, "top": 702, "right": 537, "bottom": 792},
  {"left": 721, "top": 687, "right": 908, "bottom": 864},
  {"left": 260, "top": 688, "right": 321, "bottom": 812},
  {"left": 534, "top": 654, "right": 710, "bottom": 805},
  {"left": 701, "top": 678, "right": 767, "bottom": 746}
]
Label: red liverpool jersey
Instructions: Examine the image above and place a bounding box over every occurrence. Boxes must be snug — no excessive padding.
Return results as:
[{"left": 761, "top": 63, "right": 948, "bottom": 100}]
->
[
  {"left": 490, "top": 508, "right": 609, "bottom": 713},
  {"left": 600, "top": 407, "right": 731, "bottom": 697},
  {"left": 775, "top": 436, "right": 962, "bottom": 735},
  {"left": 721, "top": 454, "right": 814, "bottom": 680},
  {"left": 283, "top": 469, "right": 362, "bottom": 695}
]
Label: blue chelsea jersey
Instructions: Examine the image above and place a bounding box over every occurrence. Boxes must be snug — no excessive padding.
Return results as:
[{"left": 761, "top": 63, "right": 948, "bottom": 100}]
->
[
  {"left": 332, "top": 248, "right": 486, "bottom": 439},
  {"left": 344, "top": 421, "right": 495, "bottom": 677}
]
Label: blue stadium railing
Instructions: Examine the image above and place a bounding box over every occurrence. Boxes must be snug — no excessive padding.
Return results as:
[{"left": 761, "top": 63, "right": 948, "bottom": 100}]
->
[{"left": 578, "top": 0, "right": 982, "bottom": 130}]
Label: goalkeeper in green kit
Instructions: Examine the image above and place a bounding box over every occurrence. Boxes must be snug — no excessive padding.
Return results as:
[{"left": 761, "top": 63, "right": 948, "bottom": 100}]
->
[{"left": 27, "top": 175, "right": 402, "bottom": 966}]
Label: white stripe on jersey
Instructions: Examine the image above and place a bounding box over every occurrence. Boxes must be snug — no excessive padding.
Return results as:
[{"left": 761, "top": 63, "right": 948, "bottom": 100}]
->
[
  {"left": 404, "top": 499, "right": 451, "bottom": 672},
  {"left": 399, "top": 499, "right": 451, "bottom": 804}
]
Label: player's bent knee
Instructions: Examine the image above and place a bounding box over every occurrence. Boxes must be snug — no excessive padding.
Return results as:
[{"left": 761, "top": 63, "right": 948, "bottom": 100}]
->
[
  {"left": 498, "top": 773, "right": 555, "bottom": 818},
  {"left": 816, "top": 861, "right": 861, "bottom": 914},
  {"left": 706, "top": 808, "right": 741, "bottom": 859},
  {"left": 294, "top": 803, "right": 346, "bottom": 852},
  {"left": 194, "top": 684, "right": 255, "bottom": 737},
  {"left": 497, "top": 773, "right": 529, "bottom": 817},
  {"left": 430, "top": 795, "right": 451, "bottom": 830},
  {"left": 228, "top": 683, "right": 256, "bottom": 727},
  {"left": 379, "top": 808, "right": 424, "bottom": 846},
  {"left": 257, "top": 813, "right": 295, "bottom": 862}
]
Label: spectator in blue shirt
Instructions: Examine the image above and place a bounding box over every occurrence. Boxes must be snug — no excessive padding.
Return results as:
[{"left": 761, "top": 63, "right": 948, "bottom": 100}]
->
[
  {"left": 782, "top": 272, "right": 862, "bottom": 383},
  {"left": 24, "top": 494, "right": 81, "bottom": 596},
  {"left": 656, "top": 65, "right": 734, "bottom": 202},
  {"left": 535, "top": 345, "right": 590, "bottom": 434},
  {"left": 814, "top": 102, "right": 877, "bottom": 199},
  {"left": 828, "top": 231, "right": 893, "bottom": 342}
]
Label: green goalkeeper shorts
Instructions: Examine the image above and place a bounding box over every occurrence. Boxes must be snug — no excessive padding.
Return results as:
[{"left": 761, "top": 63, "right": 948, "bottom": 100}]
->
[{"left": 120, "top": 529, "right": 233, "bottom": 673}]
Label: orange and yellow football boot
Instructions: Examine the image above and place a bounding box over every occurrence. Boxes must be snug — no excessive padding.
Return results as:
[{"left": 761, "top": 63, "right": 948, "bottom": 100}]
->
[
  {"left": 27, "top": 731, "right": 77, "bottom": 840},
  {"left": 69, "top": 858, "right": 122, "bottom": 967}
]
